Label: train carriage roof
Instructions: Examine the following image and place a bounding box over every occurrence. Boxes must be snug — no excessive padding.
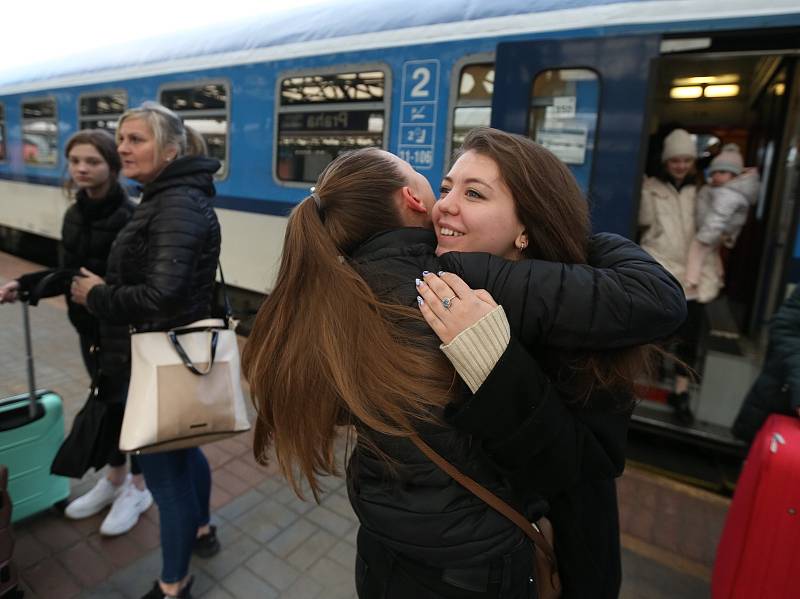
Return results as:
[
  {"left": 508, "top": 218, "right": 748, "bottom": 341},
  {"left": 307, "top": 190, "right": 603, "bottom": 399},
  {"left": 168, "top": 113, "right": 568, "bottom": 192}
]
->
[{"left": 1, "top": 0, "right": 799, "bottom": 94}]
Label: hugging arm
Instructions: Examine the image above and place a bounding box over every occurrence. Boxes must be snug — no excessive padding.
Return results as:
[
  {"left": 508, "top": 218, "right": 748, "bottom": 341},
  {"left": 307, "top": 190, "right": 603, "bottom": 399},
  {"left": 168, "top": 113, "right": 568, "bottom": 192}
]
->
[
  {"left": 444, "top": 338, "right": 629, "bottom": 499},
  {"left": 438, "top": 232, "right": 686, "bottom": 349}
]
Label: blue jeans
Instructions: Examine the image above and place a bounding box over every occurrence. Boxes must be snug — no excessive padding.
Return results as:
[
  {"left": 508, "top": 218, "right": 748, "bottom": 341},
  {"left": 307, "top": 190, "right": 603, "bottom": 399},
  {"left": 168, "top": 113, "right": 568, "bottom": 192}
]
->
[{"left": 137, "top": 448, "right": 211, "bottom": 583}]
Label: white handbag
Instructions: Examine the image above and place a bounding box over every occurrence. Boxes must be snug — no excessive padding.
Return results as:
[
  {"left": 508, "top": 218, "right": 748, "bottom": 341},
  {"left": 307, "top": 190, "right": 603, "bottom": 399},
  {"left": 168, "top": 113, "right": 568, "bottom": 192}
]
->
[{"left": 120, "top": 317, "right": 250, "bottom": 453}]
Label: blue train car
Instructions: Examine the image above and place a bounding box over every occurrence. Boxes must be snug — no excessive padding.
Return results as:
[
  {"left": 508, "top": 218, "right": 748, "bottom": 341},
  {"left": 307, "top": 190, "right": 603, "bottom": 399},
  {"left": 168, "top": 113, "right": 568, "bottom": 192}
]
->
[{"left": 1, "top": 0, "right": 799, "bottom": 449}]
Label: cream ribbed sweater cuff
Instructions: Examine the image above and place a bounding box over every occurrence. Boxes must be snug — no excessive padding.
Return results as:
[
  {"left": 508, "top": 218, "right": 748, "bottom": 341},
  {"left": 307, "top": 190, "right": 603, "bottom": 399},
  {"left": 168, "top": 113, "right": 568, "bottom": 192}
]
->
[{"left": 441, "top": 305, "right": 510, "bottom": 394}]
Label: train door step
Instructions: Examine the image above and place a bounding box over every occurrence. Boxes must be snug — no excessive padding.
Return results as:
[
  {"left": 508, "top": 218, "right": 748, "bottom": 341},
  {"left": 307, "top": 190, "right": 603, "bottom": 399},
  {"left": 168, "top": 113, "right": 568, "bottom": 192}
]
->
[
  {"left": 705, "top": 297, "right": 743, "bottom": 355},
  {"left": 631, "top": 402, "right": 748, "bottom": 457}
]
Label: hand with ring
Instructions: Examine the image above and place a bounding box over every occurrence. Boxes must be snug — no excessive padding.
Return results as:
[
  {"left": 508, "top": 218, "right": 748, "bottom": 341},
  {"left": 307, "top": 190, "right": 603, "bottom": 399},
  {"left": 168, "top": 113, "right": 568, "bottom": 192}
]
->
[{"left": 415, "top": 271, "right": 498, "bottom": 345}]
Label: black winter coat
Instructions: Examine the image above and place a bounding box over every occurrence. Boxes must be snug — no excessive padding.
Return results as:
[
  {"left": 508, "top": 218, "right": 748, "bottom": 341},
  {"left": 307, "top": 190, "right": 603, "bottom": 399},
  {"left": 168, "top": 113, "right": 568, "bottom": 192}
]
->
[
  {"left": 441, "top": 234, "right": 687, "bottom": 599},
  {"left": 16, "top": 183, "right": 134, "bottom": 377},
  {"left": 733, "top": 286, "right": 800, "bottom": 443},
  {"left": 87, "top": 156, "right": 222, "bottom": 339},
  {"left": 348, "top": 228, "right": 686, "bottom": 589}
]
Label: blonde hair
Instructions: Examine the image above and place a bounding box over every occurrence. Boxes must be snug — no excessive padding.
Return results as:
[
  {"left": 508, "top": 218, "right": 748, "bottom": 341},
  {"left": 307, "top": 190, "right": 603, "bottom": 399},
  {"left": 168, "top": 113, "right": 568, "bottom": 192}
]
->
[{"left": 117, "top": 101, "right": 206, "bottom": 162}]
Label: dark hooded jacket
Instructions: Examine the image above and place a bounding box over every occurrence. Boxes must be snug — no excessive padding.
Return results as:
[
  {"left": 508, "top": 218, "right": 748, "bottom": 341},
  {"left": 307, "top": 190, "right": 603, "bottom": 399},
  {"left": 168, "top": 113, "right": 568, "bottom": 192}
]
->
[
  {"left": 17, "top": 183, "right": 134, "bottom": 377},
  {"left": 347, "top": 228, "right": 686, "bottom": 594},
  {"left": 86, "top": 156, "right": 222, "bottom": 375},
  {"left": 733, "top": 286, "right": 800, "bottom": 443}
]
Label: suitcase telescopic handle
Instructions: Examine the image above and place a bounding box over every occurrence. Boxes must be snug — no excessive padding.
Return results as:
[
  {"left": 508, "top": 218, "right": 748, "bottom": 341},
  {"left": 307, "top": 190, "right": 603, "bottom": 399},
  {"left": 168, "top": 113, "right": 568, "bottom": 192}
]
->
[{"left": 21, "top": 301, "right": 37, "bottom": 418}]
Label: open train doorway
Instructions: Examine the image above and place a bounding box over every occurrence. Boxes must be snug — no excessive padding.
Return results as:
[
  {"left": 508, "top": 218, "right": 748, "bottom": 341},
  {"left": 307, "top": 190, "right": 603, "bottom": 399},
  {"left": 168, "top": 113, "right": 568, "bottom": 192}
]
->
[{"left": 632, "top": 48, "right": 800, "bottom": 482}]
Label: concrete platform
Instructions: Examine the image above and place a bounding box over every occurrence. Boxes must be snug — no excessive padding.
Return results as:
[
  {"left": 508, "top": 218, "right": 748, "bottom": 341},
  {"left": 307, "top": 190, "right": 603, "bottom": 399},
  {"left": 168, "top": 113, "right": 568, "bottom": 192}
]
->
[{"left": 0, "top": 251, "right": 717, "bottom": 598}]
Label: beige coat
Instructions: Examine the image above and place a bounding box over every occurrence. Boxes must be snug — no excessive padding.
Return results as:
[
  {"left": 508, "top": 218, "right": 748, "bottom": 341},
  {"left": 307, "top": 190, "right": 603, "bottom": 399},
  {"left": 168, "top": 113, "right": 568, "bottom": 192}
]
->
[{"left": 639, "top": 176, "right": 722, "bottom": 303}]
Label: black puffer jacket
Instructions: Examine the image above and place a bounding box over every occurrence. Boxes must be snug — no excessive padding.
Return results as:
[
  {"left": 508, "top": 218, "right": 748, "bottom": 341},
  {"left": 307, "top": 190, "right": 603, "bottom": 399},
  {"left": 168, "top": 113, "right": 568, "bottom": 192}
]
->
[
  {"left": 17, "top": 183, "right": 133, "bottom": 338},
  {"left": 733, "top": 286, "right": 800, "bottom": 443},
  {"left": 87, "top": 156, "right": 221, "bottom": 337},
  {"left": 347, "top": 228, "right": 685, "bottom": 578},
  {"left": 17, "top": 184, "right": 134, "bottom": 379},
  {"left": 62, "top": 184, "right": 135, "bottom": 335}
]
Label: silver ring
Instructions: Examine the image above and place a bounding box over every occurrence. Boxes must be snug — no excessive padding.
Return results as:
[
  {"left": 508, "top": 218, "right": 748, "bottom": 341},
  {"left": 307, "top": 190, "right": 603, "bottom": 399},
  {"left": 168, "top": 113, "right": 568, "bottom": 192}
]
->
[{"left": 442, "top": 296, "right": 456, "bottom": 310}]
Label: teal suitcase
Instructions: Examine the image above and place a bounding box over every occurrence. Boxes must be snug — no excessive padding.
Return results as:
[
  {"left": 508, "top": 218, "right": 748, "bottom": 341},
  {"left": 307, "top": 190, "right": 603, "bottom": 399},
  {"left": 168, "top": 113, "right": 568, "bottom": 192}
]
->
[{"left": 0, "top": 302, "right": 69, "bottom": 523}]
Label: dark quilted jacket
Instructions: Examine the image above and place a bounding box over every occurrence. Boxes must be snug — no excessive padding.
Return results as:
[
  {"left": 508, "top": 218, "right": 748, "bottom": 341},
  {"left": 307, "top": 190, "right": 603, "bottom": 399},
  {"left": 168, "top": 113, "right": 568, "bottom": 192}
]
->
[
  {"left": 87, "top": 156, "right": 221, "bottom": 372},
  {"left": 347, "top": 228, "right": 685, "bottom": 578},
  {"left": 62, "top": 184, "right": 135, "bottom": 336},
  {"left": 17, "top": 184, "right": 134, "bottom": 379},
  {"left": 733, "top": 286, "right": 800, "bottom": 443}
]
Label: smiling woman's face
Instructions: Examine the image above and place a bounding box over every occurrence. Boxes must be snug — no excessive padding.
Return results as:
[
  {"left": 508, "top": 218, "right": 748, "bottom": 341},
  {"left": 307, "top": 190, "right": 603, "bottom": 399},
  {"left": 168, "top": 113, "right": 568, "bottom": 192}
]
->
[{"left": 433, "top": 150, "right": 525, "bottom": 259}]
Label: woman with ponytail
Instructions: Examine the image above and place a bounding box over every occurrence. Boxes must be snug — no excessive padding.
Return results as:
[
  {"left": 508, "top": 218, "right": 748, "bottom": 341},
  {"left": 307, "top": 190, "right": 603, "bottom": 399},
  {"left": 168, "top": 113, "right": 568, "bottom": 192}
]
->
[{"left": 244, "top": 142, "right": 685, "bottom": 598}]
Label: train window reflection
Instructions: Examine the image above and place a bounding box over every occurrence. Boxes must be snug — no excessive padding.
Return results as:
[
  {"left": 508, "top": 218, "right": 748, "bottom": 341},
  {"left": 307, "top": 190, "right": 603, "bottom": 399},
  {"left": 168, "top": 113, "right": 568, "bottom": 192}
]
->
[
  {"left": 22, "top": 98, "right": 58, "bottom": 166},
  {"left": 451, "top": 63, "right": 494, "bottom": 158},
  {"left": 79, "top": 91, "right": 127, "bottom": 131},
  {"left": 0, "top": 104, "right": 5, "bottom": 162},
  {"left": 276, "top": 69, "right": 387, "bottom": 184},
  {"left": 159, "top": 82, "right": 229, "bottom": 178},
  {"left": 529, "top": 68, "right": 599, "bottom": 193}
]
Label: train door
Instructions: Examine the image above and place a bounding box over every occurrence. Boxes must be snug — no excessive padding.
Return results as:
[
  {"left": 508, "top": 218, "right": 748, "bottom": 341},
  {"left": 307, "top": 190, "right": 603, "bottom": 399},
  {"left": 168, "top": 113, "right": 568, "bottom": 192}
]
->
[
  {"left": 638, "top": 52, "right": 800, "bottom": 439},
  {"left": 490, "top": 34, "right": 800, "bottom": 482},
  {"left": 490, "top": 35, "right": 660, "bottom": 235}
]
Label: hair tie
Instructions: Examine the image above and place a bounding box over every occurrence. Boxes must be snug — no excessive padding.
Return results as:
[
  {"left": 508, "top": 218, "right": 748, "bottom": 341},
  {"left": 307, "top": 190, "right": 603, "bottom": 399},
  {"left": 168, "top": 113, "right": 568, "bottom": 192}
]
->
[
  {"left": 310, "top": 187, "right": 322, "bottom": 209},
  {"left": 309, "top": 186, "right": 324, "bottom": 222}
]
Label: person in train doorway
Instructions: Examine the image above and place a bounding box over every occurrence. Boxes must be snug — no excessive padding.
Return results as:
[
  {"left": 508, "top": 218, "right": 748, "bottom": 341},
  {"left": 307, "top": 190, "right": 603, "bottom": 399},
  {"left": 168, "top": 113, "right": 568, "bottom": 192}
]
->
[
  {"left": 70, "top": 103, "right": 221, "bottom": 599},
  {"left": 0, "top": 129, "right": 153, "bottom": 536},
  {"left": 684, "top": 143, "right": 760, "bottom": 293},
  {"left": 639, "top": 128, "right": 723, "bottom": 424},
  {"left": 243, "top": 127, "right": 686, "bottom": 598},
  {"left": 732, "top": 285, "right": 800, "bottom": 443}
]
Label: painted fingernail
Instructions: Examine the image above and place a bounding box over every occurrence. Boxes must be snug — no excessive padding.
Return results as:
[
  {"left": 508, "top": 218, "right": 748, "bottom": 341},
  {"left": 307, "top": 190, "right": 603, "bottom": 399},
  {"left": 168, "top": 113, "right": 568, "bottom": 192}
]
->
[
  {"left": 437, "top": 271, "right": 446, "bottom": 276},
  {"left": 422, "top": 271, "right": 430, "bottom": 276},
  {"left": 417, "top": 296, "right": 424, "bottom": 305},
  {"left": 415, "top": 278, "right": 422, "bottom": 287}
]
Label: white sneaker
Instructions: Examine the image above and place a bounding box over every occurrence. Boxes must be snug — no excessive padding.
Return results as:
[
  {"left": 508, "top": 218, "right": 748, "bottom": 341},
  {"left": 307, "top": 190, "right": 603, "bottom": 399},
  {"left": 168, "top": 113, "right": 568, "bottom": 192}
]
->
[
  {"left": 64, "top": 476, "right": 126, "bottom": 520},
  {"left": 100, "top": 481, "right": 153, "bottom": 536}
]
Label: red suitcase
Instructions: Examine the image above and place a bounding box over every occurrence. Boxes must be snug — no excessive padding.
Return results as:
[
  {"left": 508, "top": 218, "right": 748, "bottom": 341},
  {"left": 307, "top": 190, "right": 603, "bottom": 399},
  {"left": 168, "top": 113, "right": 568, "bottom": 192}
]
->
[{"left": 712, "top": 414, "right": 800, "bottom": 599}]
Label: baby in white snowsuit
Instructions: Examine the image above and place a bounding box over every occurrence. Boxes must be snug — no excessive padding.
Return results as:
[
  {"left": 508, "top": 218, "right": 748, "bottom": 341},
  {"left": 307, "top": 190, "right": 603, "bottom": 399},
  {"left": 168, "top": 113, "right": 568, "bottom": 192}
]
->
[{"left": 685, "top": 144, "right": 760, "bottom": 298}]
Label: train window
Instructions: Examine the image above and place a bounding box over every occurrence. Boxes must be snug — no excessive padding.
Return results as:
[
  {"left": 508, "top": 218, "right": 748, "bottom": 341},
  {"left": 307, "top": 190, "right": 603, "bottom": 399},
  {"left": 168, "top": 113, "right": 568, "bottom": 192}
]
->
[
  {"left": 22, "top": 98, "right": 58, "bottom": 166},
  {"left": 79, "top": 91, "right": 127, "bottom": 131},
  {"left": 0, "top": 104, "right": 5, "bottom": 162},
  {"left": 159, "top": 82, "right": 229, "bottom": 178},
  {"left": 451, "top": 63, "right": 494, "bottom": 156},
  {"left": 276, "top": 69, "right": 387, "bottom": 184},
  {"left": 529, "top": 69, "right": 599, "bottom": 192}
]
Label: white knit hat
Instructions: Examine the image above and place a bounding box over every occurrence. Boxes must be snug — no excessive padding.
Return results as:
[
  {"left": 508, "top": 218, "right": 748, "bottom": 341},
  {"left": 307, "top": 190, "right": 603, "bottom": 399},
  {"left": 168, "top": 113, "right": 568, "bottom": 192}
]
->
[
  {"left": 661, "top": 129, "right": 697, "bottom": 162},
  {"left": 709, "top": 143, "right": 743, "bottom": 176}
]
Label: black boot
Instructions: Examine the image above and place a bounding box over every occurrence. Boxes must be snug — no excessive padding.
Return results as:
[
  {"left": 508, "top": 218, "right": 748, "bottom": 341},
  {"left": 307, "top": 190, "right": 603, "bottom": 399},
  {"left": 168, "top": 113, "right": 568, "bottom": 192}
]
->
[
  {"left": 667, "top": 391, "right": 694, "bottom": 425},
  {"left": 140, "top": 575, "right": 193, "bottom": 599},
  {"left": 193, "top": 524, "right": 220, "bottom": 558}
]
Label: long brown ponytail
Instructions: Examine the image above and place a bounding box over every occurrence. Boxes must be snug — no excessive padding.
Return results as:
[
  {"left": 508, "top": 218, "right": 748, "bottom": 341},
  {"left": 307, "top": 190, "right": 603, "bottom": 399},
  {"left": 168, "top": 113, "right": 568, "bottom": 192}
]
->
[{"left": 242, "top": 148, "right": 455, "bottom": 499}]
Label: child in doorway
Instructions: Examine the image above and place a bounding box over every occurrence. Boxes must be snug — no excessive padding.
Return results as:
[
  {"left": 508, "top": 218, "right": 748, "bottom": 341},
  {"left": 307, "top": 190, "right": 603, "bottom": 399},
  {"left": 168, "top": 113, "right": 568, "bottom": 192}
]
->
[{"left": 685, "top": 143, "right": 760, "bottom": 298}]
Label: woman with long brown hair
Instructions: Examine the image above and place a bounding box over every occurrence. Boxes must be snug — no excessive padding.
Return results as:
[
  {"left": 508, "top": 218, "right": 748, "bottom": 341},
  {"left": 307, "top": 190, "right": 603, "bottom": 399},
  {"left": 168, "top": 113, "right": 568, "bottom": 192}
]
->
[
  {"left": 243, "top": 139, "right": 684, "bottom": 597},
  {"left": 417, "top": 126, "right": 673, "bottom": 598}
]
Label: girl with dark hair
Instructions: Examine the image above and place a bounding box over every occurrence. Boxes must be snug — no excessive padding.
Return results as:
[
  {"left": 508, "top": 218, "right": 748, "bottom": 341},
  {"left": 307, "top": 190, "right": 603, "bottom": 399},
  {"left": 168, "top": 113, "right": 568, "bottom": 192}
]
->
[
  {"left": 71, "top": 102, "right": 221, "bottom": 599},
  {"left": 244, "top": 133, "right": 684, "bottom": 597},
  {"left": 0, "top": 129, "right": 149, "bottom": 537}
]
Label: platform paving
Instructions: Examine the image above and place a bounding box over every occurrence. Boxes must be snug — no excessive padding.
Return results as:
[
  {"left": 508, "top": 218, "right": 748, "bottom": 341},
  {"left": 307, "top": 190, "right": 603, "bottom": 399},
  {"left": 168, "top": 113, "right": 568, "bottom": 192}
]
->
[{"left": 0, "top": 251, "right": 715, "bottom": 598}]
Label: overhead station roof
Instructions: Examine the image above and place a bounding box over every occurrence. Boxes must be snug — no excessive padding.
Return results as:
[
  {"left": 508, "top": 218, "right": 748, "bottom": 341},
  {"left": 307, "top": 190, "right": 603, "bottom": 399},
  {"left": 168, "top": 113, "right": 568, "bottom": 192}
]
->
[{"left": 1, "top": 0, "right": 798, "bottom": 93}]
